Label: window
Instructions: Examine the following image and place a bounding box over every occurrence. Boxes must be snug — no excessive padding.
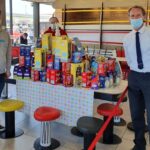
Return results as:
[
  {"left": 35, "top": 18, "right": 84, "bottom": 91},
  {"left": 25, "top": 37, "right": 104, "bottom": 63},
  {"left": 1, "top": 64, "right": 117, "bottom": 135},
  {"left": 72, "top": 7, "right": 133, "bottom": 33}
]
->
[
  {"left": 6, "top": 0, "right": 34, "bottom": 44},
  {"left": 40, "top": 4, "right": 55, "bottom": 35},
  {"left": 5, "top": 0, "right": 10, "bottom": 33}
]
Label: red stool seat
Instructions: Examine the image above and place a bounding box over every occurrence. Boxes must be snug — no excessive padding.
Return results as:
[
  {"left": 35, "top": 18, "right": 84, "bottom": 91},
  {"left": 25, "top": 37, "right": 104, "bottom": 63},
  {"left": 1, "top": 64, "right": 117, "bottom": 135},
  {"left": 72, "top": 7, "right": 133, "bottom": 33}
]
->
[
  {"left": 33, "top": 106, "right": 61, "bottom": 150},
  {"left": 34, "top": 106, "right": 61, "bottom": 122},
  {"left": 97, "top": 103, "right": 123, "bottom": 116},
  {"left": 97, "top": 103, "right": 123, "bottom": 144}
]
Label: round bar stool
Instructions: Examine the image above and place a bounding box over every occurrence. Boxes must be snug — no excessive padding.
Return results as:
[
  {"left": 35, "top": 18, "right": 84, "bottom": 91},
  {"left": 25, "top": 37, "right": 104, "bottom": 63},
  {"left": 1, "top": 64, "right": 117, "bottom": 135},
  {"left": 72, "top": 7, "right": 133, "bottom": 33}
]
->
[
  {"left": 0, "top": 99, "right": 24, "bottom": 139},
  {"left": 34, "top": 106, "right": 61, "bottom": 150},
  {"left": 97, "top": 103, "right": 123, "bottom": 144},
  {"left": 113, "top": 96, "right": 127, "bottom": 126},
  {"left": 77, "top": 116, "right": 103, "bottom": 150}
]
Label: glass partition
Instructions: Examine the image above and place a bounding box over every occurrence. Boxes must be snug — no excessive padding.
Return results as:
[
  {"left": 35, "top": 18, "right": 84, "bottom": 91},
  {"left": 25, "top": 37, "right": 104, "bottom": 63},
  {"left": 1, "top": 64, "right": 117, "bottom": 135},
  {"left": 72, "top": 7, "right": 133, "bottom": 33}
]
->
[
  {"left": 6, "top": 0, "right": 34, "bottom": 45},
  {"left": 40, "top": 4, "right": 55, "bottom": 36}
]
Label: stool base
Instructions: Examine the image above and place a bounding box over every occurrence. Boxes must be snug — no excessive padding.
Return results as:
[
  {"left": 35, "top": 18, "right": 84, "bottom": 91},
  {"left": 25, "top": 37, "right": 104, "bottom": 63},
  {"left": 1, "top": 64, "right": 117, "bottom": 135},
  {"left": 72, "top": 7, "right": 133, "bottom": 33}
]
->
[
  {"left": 71, "top": 127, "right": 83, "bottom": 137},
  {"left": 0, "top": 128, "right": 24, "bottom": 139},
  {"left": 83, "top": 133, "right": 96, "bottom": 150},
  {"left": 99, "top": 134, "right": 122, "bottom": 144},
  {"left": 114, "top": 118, "right": 126, "bottom": 126},
  {"left": 127, "top": 122, "right": 148, "bottom": 132},
  {"left": 34, "top": 138, "right": 60, "bottom": 150}
]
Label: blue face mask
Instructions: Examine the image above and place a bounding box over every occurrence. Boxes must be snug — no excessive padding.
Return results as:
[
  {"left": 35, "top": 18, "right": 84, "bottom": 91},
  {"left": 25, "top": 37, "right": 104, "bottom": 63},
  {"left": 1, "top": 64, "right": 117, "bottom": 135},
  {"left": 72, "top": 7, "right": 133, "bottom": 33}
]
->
[{"left": 130, "top": 18, "right": 143, "bottom": 29}]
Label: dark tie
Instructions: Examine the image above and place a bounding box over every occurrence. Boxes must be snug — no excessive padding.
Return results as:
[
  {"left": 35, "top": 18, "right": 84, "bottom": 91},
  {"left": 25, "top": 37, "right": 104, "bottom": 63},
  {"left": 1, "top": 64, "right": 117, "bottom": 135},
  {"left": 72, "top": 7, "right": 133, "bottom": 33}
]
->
[{"left": 136, "top": 32, "right": 144, "bottom": 69}]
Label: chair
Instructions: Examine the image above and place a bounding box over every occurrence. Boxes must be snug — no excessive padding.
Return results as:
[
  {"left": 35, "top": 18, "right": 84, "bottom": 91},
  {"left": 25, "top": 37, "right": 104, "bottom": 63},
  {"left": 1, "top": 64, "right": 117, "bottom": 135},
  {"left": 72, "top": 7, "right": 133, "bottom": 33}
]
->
[
  {"left": 77, "top": 116, "right": 103, "bottom": 150},
  {"left": 34, "top": 106, "right": 61, "bottom": 150},
  {"left": 0, "top": 99, "right": 24, "bottom": 139},
  {"left": 97, "top": 103, "right": 123, "bottom": 144},
  {"left": 113, "top": 95, "right": 127, "bottom": 126},
  {"left": 94, "top": 92, "right": 127, "bottom": 126}
]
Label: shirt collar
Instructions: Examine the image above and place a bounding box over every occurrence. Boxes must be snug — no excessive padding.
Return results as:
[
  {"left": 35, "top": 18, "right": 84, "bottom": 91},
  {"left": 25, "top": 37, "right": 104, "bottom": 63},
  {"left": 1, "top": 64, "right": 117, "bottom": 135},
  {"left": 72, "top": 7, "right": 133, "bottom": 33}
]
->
[{"left": 132, "top": 25, "right": 146, "bottom": 34}]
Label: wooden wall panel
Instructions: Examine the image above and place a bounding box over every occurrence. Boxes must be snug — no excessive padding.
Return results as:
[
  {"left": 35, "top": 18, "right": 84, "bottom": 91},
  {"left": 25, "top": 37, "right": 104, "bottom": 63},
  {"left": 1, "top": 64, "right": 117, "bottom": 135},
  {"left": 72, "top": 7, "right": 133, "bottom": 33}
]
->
[
  {"left": 62, "top": 9, "right": 100, "bottom": 24},
  {"left": 61, "top": 8, "right": 129, "bottom": 25},
  {"left": 54, "top": 0, "right": 149, "bottom": 25},
  {"left": 53, "top": 0, "right": 148, "bottom": 9}
]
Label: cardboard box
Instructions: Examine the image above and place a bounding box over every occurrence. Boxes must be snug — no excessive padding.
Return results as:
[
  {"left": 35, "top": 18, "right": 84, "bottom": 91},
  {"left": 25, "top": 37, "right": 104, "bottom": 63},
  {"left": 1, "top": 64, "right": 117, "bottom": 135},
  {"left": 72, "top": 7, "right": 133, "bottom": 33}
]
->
[
  {"left": 82, "top": 72, "right": 92, "bottom": 88},
  {"left": 52, "top": 36, "right": 72, "bottom": 62},
  {"left": 46, "top": 54, "right": 54, "bottom": 69},
  {"left": 50, "top": 70, "right": 61, "bottom": 85},
  {"left": 71, "top": 63, "right": 84, "bottom": 85},
  {"left": 46, "top": 69, "right": 51, "bottom": 83},
  {"left": 19, "top": 56, "right": 25, "bottom": 67},
  {"left": 20, "top": 46, "right": 31, "bottom": 56},
  {"left": 34, "top": 48, "right": 46, "bottom": 70},
  {"left": 63, "top": 73, "right": 73, "bottom": 87},
  {"left": 42, "top": 33, "right": 52, "bottom": 52},
  {"left": 31, "top": 69, "right": 39, "bottom": 81},
  {"left": 54, "top": 57, "right": 61, "bottom": 70},
  {"left": 62, "top": 62, "right": 71, "bottom": 74}
]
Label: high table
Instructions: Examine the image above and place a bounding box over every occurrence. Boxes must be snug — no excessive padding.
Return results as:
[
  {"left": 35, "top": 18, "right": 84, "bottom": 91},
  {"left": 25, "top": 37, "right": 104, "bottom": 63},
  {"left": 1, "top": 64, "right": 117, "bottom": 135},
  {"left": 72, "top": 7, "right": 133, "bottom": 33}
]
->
[
  {"left": 71, "top": 80, "right": 128, "bottom": 136},
  {"left": 16, "top": 79, "right": 128, "bottom": 127},
  {"left": 94, "top": 80, "right": 128, "bottom": 126},
  {"left": 95, "top": 80, "right": 127, "bottom": 95}
]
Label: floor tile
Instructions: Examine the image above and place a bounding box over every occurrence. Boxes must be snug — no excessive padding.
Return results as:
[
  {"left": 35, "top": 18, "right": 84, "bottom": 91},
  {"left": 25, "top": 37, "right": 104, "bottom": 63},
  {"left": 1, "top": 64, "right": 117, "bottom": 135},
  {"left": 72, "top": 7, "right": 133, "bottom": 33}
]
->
[{"left": 0, "top": 135, "right": 35, "bottom": 150}]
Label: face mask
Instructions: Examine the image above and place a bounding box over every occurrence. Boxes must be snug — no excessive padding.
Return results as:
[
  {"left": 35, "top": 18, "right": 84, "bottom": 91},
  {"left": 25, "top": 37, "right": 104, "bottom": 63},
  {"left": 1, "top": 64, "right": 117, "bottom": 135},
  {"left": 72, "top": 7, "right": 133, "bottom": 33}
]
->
[{"left": 130, "top": 18, "right": 143, "bottom": 29}]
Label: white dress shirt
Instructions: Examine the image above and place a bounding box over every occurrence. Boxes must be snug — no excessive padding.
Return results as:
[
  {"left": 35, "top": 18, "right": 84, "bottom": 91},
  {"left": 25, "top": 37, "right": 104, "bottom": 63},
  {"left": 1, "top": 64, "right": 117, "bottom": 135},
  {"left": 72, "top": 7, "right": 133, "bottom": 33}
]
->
[{"left": 123, "top": 25, "right": 150, "bottom": 73}]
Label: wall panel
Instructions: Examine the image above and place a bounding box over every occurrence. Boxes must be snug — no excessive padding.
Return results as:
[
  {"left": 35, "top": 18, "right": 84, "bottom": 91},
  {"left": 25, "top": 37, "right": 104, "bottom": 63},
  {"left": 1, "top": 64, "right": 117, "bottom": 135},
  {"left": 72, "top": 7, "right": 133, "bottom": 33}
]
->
[{"left": 53, "top": 0, "right": 148, "bottom": 9}]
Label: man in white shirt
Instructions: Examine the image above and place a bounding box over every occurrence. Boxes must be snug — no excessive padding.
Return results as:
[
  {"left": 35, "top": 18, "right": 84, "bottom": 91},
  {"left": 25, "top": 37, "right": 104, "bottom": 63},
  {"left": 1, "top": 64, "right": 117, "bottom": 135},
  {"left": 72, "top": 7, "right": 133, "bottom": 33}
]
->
[
  {"left": 123, "top": 6, "right": 150, "bottom": 150},
  {"left": 0, "top": 10, "right": 11, "bottom": 131}
]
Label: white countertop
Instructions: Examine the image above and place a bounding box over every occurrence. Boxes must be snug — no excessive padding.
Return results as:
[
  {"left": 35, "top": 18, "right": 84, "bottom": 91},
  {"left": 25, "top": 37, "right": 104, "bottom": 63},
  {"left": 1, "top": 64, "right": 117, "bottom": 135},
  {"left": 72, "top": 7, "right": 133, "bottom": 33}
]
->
[{"left": 94, "top": 80, "right": 128, "bottom": 95}]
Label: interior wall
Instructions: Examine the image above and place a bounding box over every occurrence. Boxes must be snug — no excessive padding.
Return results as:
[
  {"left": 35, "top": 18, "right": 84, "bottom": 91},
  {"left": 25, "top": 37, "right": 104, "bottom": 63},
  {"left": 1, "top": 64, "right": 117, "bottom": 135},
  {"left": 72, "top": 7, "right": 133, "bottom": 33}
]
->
[
  {"left": 53, "top": 0, "right": 148, "bottom": 9},
  {"left": 52, "top": 0, "right": 149, "bottom": 50},
  {"left": 53, "top": 0, "right": 150, "bottom": 27}
]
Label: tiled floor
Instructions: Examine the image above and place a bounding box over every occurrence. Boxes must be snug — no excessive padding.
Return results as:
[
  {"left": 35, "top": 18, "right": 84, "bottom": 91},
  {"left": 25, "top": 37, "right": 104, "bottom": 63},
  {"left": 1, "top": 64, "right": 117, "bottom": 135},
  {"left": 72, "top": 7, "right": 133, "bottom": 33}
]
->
[{"left": 0, "top": 84, "right": 149, "bottom": 150}]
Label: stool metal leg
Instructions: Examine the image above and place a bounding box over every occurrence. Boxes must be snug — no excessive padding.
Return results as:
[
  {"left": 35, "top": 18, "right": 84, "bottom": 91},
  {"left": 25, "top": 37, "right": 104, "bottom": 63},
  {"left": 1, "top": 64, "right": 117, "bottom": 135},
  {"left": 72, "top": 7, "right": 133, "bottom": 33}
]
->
[
  {"left": 100, "top": 116, "right": 122, "bottom": 144},
  {"left": 34, "top": 121, "right": 60, "bottom": 150},
  {"left": 114, "top": 116, "right": 126, "bottom": 126},
  {"left": 113, "top": 103, "right": 126, "bottom": 126},
  {"left": 114, "top": 116, "right": 120, "bottom": 123},
  {"left": 103, "top": 116, "right": 114, "bottom": 144},
  {"left": 84, "top": 134, "right": 95, "bottom": 150},
  {"left": 0, "top": 111, "right": 24, "bottom": 139},
  {"left": 40, "top": 122, "right": 51, "bottom": 147},
  {"left": 6, "top": 111, "right": 15, "bottom": 137}
]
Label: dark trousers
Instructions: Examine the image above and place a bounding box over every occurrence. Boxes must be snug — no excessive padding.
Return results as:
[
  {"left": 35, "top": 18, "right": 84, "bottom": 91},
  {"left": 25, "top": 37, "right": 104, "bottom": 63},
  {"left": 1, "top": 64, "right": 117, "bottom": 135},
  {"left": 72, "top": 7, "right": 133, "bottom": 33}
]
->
[
  {"left": 128, "top": 70, "right": 150, "bottom": 150},
  {"left": 0, "top": 73, "right": 5, "bottom": 97}
]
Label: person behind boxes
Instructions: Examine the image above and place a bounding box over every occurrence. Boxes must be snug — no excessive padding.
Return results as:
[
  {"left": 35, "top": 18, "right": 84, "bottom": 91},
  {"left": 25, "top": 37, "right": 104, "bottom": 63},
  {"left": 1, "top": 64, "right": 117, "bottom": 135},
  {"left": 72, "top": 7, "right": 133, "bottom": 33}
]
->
[
  {"left": 44, "top": 16, "right": 67, "bottom": 36},
  {"left": 20, "top": 32, "right": 28, "bottom": 45},
  {"left": 123, "top": 6, "right": 150, "bottom": 150},
  {"left": 0, "top": 10, "right": 11, "bottom": 131}
]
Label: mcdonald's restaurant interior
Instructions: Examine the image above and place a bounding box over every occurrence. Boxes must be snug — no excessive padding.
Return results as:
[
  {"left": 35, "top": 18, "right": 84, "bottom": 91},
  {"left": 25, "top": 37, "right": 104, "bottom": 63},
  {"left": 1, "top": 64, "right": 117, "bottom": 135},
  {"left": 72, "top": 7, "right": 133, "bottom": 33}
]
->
[{"left": 0, "top": 0, "right": 150, "bottom": 150}]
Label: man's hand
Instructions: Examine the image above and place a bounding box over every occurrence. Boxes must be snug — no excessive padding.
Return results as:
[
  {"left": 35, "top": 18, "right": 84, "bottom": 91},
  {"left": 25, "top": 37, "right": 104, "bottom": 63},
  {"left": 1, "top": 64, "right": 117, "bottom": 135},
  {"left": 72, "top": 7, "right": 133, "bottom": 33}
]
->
[{"left": 6, "top": 71, "right": 11, "bottom": 78}]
